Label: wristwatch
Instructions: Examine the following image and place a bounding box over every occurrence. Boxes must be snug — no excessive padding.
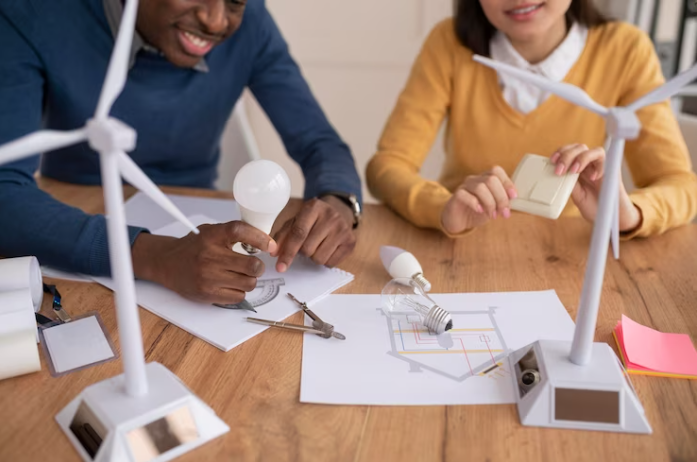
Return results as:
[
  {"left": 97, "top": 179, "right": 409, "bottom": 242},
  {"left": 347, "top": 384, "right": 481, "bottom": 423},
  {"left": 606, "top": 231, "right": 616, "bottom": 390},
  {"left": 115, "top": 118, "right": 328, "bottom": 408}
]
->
[{"left": 320, "top": 191, "right": 362, "bottom": 229}]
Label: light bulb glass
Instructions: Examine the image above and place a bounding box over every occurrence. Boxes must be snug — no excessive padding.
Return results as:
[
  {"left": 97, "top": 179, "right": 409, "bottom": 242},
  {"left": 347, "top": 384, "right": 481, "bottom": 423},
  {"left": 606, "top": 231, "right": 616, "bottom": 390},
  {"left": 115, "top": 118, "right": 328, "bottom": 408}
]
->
[
  {"left": 233, "top": 160, "right": 291, "bottom": 235},
  {"left": 379, "top": 246, "right": 431, "bottom": 292},
  {"left": 381, "top": 278, "right": 452, "bottom": 334}
]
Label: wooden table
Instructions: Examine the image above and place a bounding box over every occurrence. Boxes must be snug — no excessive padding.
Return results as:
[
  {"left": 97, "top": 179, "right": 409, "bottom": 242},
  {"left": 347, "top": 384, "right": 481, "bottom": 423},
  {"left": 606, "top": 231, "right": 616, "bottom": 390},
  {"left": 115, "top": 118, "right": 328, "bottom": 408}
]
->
[{"left": 1, "top": 178, "right": 696, "bottom": 462}]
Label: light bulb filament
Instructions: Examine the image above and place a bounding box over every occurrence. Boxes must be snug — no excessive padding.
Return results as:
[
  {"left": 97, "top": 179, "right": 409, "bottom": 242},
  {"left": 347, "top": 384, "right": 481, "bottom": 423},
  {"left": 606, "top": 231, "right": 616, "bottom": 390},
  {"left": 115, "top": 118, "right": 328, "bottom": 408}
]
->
[{"left": 401, "top": 297, "right": 432, "bottom": 317}]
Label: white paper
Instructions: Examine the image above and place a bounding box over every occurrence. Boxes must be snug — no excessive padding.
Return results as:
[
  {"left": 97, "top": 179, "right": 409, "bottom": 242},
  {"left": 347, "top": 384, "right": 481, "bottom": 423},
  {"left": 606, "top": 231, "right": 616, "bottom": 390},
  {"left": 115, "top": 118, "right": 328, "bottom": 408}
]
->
[
  {"left": 93, "top": 209, "right": 354, "bottom": 351},
  {"left": 42, "top": 316, "right": 116, "bottom": 374},
  {"left": 149, "top": 214, "right": 217, "bottom": 238},
  {"left": 125, "top": 192, "right": 240, "bottom": 230},
  {"left": 40, "top": 266, "right": 92, "bottom": 283},
  {"left": 300, "top": 290, "right": 576, "bottom": 406}
]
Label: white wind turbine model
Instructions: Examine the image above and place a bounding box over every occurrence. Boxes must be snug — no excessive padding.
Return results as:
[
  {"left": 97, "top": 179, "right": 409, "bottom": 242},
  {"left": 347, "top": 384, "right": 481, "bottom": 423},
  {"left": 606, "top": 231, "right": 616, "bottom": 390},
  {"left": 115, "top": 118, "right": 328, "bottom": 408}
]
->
[
  {"left": 0, "top": 0, "right": 229, "bottom": 460},
  {"left": 474, "top": 54, "right": 697, "bottom": 434}
]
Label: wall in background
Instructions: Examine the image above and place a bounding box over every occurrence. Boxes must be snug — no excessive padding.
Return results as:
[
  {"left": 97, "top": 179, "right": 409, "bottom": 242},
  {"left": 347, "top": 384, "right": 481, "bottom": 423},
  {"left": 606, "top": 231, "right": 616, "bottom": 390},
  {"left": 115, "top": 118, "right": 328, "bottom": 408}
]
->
[
  {"left": 237, "top": 0, "right": 453, "bottom": 202},
  {"left": 220, "top": 0, "right": 691, "bottom": 201}
]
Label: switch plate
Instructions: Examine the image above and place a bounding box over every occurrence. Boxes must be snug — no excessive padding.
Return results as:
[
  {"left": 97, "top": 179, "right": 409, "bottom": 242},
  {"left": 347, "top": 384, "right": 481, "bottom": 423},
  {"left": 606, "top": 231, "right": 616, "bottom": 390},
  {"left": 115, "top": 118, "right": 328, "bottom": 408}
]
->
[{"left": 510, "top": 154, "right": 580, "bottom": 219}]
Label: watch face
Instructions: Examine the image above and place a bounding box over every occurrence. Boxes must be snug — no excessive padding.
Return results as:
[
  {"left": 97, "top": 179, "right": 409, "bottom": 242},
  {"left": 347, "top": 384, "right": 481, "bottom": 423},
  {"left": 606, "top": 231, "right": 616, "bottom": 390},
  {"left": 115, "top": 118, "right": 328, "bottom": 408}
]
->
[{"left": 349, "top": 194, "right": 361, "bottom": 213}]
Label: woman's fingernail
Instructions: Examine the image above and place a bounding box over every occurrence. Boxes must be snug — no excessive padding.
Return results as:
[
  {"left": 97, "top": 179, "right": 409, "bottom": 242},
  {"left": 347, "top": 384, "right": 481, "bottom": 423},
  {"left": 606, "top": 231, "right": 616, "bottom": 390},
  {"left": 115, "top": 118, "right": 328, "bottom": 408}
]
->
[
  {"left": 551, "top": 152, "right": 560, "bottom": 163},
  {"left": 492, "top": 210, "right": 497, "bottom": 219},
  {"left": 571, "top": 162, "right": 580, "bottom": 173},
  {"left": 268, "top": 240, "right": 278, "bottom": 254},
  {"left": 503, "top": 207, "right": 511, "bottom": 219},
  {"left": 555, "top": 164, "right": 565, "bottom": 175},
  {"left": 277, "top": 263, "right": 287, "bottom": 273},
  {"left": 508, "top": 188, "right": 518, "bottom": 199},
  {"left": 476, "top": 204, "right": 483, "bottom": 214}
]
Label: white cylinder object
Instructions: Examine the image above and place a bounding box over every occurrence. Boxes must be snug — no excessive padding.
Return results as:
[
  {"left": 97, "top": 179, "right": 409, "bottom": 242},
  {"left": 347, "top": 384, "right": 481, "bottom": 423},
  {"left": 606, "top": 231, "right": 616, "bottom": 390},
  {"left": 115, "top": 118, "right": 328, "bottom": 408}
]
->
[
  {"left": 379, "top": 246, "right": 431, "bottom": 292},
  {"left": 0, "top": 289, "right": 35, "bottom": 317},
  {"left": 0, "top": 256, "right": 43, "bottom": 311},
  {"left": 101, "top": 151, "right": 148, "bottom": 397},
  {"left": 0, "top": 289, "right": 38, "bottom": 343},
  {"left": 0, "top": 331, "right": 41, "bottom": 380},
  {"left": 570, "top": 138, "right": 625, "bottom": 366},
  {"left": 0, "top": 289, "right": 41, "bottom": 380}
]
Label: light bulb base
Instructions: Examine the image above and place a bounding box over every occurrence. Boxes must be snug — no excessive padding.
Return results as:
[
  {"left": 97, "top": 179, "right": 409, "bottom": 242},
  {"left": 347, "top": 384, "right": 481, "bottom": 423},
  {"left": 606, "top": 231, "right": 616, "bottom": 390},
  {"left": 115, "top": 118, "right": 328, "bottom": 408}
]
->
[
  {"left": 424, "top": 304, "right": 453, "bottom": 334},
  {"left": 411, "top": 273, "right": 431, "bottom": 292},
  {"left": 241, "top": 243, "right": 260, "bottom": 255}
]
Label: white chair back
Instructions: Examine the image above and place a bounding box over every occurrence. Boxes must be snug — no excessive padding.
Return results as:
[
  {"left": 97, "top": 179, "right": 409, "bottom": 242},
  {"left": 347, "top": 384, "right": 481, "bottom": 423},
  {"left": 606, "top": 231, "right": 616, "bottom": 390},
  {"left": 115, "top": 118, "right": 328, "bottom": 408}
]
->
[
  {"left": 677, "top": 112, "right": 697, "bottom": 222},
  {"left": 215, "top": 95, "right": 262, "bottom": 190},
  {"left": 678, "top": 112, "right": 697, "bottom": 170}
]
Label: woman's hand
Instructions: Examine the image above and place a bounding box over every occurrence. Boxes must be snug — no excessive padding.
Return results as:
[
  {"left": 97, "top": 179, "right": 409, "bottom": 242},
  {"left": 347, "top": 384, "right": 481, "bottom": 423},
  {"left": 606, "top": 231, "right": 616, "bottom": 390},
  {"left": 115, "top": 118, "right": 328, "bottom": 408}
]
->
[
  {"left": 551, "top": 144, "right": 641, "bottom": 232},
  {"left": 441, "top": 166, "right": 517, "bottom": 234}
]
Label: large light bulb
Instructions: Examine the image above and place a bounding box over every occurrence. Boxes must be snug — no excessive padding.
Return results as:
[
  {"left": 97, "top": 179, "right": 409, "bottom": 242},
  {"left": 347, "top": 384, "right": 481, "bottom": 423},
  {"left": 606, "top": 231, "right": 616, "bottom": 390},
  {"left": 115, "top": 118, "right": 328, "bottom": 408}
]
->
[
  {"left": 380, "top": 246, "right": 431, "bottom": 292},
  {"left": 233, "top": 160, "right": 291, "bottom": 254},
  {"left": 381, "top": 278, "right": 452, "bottom": 334}
]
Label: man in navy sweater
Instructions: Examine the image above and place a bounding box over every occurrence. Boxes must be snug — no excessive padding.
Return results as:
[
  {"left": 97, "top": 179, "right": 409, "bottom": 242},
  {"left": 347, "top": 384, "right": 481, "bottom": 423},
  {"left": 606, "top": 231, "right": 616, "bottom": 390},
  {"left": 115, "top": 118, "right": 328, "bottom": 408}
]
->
[{"left": 0, "top": 0, "right": 363, "bottom": 305}]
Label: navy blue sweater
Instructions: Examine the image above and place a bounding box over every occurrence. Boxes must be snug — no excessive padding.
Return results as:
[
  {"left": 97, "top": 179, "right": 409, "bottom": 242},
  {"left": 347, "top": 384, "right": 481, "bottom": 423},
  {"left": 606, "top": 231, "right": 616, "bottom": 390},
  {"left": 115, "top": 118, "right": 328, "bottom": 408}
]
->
[{"left": 0, "top": 0, "right": 361, "bottom": 276}]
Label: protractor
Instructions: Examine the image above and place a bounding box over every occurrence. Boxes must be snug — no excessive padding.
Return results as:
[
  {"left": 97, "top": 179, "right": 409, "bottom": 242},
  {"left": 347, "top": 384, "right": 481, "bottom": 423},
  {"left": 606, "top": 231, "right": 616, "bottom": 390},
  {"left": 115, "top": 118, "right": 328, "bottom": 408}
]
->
[
  {"left": 248, "top": 278, "right": 286, "bottom": 307},
  {"left": 215, "top": 278, "right": 285, "bottom": 310}
]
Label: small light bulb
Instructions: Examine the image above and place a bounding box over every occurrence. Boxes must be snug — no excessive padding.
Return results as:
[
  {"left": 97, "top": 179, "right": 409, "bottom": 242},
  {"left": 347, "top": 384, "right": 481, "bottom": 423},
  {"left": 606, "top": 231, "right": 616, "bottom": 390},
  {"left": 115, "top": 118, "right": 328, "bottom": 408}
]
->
[
  {"left": 519, "top": 369, "right": 541, "bottom": 393},
  {"left": 381, "top": 278, "right": 452, "bottom": 334},
  {"left": 380, "top": 246, "right": 431, "bottom": 292},
  {"left": 233, "top": 160, "right": 291, "bottom": 254}
]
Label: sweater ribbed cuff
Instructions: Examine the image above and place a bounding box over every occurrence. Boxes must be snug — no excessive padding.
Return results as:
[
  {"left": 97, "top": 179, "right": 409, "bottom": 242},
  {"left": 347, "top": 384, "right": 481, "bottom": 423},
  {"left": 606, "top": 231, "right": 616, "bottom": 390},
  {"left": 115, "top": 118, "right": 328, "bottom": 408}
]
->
[
  {"left": 87, "top": 222, "right": 150, "bottom": 276},
  {"left": 620, "top": 195, "right": 650, "bottom": 240},
  {"left": 419, "top": 191, "right": 474, "bottom": 238}
]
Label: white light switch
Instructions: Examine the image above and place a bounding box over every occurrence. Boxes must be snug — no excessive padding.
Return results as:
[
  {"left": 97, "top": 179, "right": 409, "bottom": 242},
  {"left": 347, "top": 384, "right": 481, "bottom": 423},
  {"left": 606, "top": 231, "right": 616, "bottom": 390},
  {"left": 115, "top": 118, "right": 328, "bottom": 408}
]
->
[
  {"left": 513, "top": 156, "right": 546, "bottom": 198},
  {"left": 529, "top": 163, "right": 564, "bottom": 205},
  {"left": 509, "top": 154, "right": 579, "bottom": 219}
]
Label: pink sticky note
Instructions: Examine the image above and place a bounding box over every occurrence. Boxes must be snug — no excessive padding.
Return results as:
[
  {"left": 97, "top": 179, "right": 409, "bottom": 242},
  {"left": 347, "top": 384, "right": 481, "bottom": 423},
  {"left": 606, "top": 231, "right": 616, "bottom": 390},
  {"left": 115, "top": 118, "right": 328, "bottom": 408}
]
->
[{"left": 621, "top": 314, "right": 697, "bottom": 376}]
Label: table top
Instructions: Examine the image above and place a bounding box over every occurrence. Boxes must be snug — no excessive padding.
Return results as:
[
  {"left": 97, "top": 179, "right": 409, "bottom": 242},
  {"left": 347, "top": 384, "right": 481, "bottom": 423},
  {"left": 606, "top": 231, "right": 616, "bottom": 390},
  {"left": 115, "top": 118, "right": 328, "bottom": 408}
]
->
[{"left": 1, "top": 178, "right": 696, "bottom": 462}]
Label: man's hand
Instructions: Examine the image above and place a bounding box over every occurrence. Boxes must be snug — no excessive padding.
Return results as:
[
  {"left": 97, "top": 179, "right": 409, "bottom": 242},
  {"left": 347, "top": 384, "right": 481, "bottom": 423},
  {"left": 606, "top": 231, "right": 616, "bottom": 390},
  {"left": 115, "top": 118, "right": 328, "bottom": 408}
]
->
[
  {"left": 271, "top": 196, "right": 356, "bottom": 272},
  {"left": 551, "top": 144, "right": 642, "bottom": 232},
  {"left": 441, "top": 166, "right": 517, "bottom": 235},
  {"left": 132, "top": 221, "right": 277, "bottom": 305}
]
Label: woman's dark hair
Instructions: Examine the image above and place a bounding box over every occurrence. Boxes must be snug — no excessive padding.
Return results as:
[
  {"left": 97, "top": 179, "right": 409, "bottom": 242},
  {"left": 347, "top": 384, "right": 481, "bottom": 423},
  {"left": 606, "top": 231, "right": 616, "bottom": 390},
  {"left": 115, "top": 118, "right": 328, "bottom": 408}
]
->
[{"left": 455, "top": 1, "right": 608, "bottom": 56}]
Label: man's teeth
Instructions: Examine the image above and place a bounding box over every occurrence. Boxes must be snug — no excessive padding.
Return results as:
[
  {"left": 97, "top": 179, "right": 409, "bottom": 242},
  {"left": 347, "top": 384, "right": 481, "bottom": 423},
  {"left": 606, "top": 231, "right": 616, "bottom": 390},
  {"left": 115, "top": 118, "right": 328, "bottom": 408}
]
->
[
  {"left": 510, "top": 4, "right": 541, "bottom": 14},
  {"left": 183, "top": 31, "right": 211, "bottom": 48}
]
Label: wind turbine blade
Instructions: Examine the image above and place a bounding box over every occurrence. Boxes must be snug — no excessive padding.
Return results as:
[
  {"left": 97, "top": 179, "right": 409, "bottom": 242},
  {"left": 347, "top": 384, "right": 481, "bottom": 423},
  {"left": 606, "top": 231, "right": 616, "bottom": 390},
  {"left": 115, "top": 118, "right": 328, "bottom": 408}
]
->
[
  {"left": 628, "top": 63, "right": 697, "bottom": 111},
  {"left": 0, "top": 130, "right": 87, "bottom": 166},
  {"left": 94, "top": 0, "right": 139, "bottom": 119},
  {"left": 116, "top": 151, "right": 200, "bottom": 235},
  {"left": 473, "top": 55, "right": 610, "bottom": 116}
]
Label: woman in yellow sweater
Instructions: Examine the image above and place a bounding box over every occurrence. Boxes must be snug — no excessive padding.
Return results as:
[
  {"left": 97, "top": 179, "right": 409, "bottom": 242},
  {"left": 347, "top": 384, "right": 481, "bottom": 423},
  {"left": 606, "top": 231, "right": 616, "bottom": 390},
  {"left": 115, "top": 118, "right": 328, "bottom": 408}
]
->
[{"left": 366, "top": 0, "right": 697, "bottom": 237}]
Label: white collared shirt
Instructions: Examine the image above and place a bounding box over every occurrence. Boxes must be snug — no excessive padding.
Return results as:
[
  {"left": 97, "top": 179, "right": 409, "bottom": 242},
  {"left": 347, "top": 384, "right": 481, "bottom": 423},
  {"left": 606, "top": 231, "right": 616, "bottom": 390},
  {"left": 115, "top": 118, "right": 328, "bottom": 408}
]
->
[{"left": 490, "top": 22, "right": 588, "bottom": 114}]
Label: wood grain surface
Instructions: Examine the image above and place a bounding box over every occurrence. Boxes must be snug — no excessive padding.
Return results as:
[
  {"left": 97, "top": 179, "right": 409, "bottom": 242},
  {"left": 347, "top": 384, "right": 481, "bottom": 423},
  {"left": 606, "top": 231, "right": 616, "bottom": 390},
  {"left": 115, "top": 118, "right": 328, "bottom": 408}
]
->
[{"left": 0, "top": 177, "right": 695, "bottom": 462}]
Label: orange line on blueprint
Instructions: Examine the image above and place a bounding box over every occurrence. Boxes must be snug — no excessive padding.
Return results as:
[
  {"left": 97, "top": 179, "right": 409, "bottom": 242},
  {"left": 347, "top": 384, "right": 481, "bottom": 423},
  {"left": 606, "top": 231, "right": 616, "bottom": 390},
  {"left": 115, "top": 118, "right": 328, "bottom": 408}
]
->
[
  {"left": 412, "top": 324, "right": 438, "bottom": 344},
  {"left": 393, "top": 328, "right": 495, "bottom": 333},
  {"left": 410, "top": 322, "right": 436, "bottom": 344},
  {"left": 398, "top": 349, "right": 503, "bottom": 355}
]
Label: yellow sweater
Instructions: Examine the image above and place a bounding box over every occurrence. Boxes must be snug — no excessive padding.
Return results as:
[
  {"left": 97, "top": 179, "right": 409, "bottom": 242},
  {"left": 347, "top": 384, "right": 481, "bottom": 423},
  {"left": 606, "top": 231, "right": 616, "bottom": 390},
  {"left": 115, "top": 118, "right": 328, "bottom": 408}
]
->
[{"left": 366, "top": 20, "right": 697, "bottom": 237}]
